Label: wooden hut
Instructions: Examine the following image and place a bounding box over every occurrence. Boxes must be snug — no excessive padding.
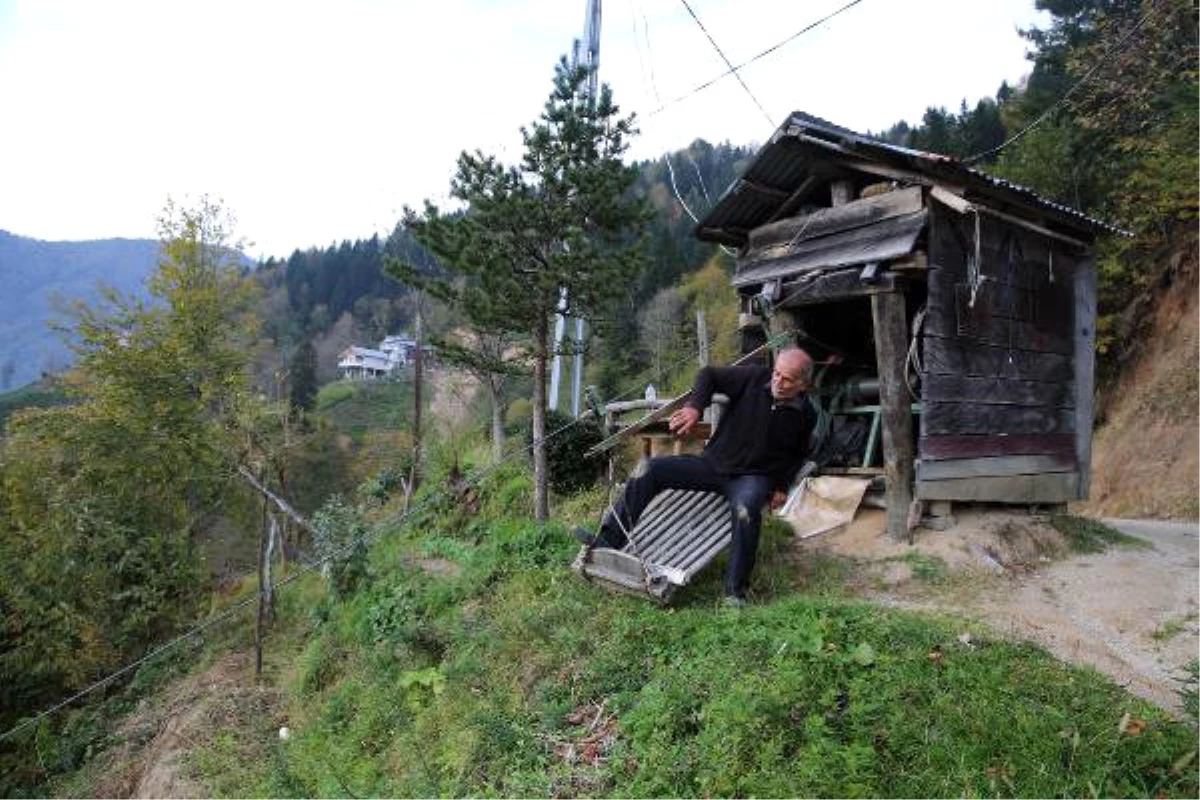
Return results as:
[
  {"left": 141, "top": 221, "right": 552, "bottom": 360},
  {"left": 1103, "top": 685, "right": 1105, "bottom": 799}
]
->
[{"left": 693, "top": 112, "right": 1123, "bottom": 538}]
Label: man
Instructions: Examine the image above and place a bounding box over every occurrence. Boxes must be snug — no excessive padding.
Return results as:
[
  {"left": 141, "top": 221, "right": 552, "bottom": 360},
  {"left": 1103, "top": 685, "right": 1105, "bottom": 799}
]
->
[{"left": 576, "top": 347, "right": 817, "bottom": 606}]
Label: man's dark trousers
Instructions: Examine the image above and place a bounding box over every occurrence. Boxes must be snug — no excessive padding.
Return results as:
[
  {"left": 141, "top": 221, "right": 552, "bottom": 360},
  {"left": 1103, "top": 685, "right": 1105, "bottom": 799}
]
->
[{"left": 599, "top": 454, "right": 773, "bottom": 598}]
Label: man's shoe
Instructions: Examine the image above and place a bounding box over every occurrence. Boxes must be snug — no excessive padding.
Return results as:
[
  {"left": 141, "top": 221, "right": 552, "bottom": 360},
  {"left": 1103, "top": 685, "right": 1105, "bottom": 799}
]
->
[
  {"left": 573, "top": 526, "right": 600, "bottom": 547},
  {"left": 723, "top": 594, "right": 748, "bottom": 609}
]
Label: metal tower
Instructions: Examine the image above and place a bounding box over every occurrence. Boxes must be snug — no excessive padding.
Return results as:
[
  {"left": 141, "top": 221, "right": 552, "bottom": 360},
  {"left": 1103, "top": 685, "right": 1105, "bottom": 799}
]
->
[{"left": 549, "top": 0, "right": 601, "bottom": 416}]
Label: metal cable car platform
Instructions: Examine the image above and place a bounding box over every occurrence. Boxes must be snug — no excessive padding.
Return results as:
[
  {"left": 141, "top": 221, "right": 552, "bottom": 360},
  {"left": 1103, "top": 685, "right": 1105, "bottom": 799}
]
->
[{"left": 570, "top": 489, "right": 732, "bottom": 604}]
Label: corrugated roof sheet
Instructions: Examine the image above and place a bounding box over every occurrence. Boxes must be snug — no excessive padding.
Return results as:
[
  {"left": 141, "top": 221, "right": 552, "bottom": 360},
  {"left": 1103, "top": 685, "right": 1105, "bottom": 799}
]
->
[{"left": 694, "top": 111, "right": 1125, "bottom": 247}]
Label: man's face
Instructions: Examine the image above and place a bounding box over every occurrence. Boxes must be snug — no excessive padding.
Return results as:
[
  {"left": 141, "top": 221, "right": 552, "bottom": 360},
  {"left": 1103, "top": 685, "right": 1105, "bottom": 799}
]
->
[{"left": 771, "top": 353, "right": 811, "bottom": 400}]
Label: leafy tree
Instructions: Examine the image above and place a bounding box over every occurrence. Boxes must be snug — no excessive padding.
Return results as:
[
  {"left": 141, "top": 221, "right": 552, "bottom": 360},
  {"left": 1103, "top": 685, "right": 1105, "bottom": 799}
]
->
[
  {"left": 388, "top": 57, "right": 649, "bottom": 520},
  {"left": 638, "top": 286, "right": 687, "bottom": 388},
  {"left": 0, "top": 197, "right": 258, "bottom": 722}
]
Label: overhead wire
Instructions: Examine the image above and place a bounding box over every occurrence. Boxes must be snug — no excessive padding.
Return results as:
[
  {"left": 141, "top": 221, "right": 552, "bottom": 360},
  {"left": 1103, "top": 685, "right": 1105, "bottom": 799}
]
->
[
  {"left": 646, "top": 0, "right": 864, "bottom": 120},
  {"left": 963, "top": 8, "right": 1155, "bottom": 164},
  {"left": 677, "top": 0, "right": 775, "bottom": 129}
]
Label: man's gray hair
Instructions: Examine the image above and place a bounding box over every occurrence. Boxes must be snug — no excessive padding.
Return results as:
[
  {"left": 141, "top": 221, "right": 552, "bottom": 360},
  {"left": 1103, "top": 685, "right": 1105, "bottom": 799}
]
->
[{"left": 776, "top": 347, "right": 815, "bottom": 382}]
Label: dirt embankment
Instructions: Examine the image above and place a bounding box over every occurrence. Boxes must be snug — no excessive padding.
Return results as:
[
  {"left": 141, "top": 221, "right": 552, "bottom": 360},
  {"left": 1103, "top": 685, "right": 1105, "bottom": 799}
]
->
[
  {"left": 1078, "top": 238, "right": 1199, "bottom": 519},
  {"left": 87, "top": 651, "right": 283, "bottom": 799}
]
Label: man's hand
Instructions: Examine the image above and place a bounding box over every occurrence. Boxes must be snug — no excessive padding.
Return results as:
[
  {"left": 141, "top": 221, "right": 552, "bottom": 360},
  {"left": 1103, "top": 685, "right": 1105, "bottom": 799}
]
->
[
  {"left": 668, "top": 406, "right": 700, "bottom": 437},
  {"left": 770, "top": 490, "right": 788, "bottom": 511}
]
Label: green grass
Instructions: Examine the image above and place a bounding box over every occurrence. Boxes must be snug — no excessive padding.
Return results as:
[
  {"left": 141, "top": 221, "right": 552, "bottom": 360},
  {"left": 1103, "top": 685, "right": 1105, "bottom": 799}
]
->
[
  {"left": 233, "top": 492, "right": 1198, "bottom": 799},
  {"left": 30, "top": 469, "right": 1200, "bottom": 799},
  {"left": 1153, "top": 614, "right": 1197, "bottom": 642},
  {"left": 315, "top": 379, "right": 416, "bottom": 438},
  {"left": 1050, "top": 513, "right": 1154, "bottom": 554}
]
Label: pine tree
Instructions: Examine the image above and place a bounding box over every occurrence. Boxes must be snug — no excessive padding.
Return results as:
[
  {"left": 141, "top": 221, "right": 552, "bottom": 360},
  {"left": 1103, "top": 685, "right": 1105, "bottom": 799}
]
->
[
  {"left": 289, "top": 339, "right": 319, "bottom": 413},
  {"left": 387, "top": 57, "right": 649, "bottom": 520}
]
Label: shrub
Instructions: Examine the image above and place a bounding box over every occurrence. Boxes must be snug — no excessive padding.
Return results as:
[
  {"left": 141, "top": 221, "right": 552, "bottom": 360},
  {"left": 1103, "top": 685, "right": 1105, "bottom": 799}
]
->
[{"left": 526, "top": 408, "right": 606, "bottom": 495}]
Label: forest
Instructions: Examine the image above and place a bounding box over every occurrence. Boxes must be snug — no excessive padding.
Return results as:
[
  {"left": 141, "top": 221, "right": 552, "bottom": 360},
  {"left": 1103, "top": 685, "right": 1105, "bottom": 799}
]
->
[{"left": 0, "top": 0, "right": 1195, "bottom": 795}]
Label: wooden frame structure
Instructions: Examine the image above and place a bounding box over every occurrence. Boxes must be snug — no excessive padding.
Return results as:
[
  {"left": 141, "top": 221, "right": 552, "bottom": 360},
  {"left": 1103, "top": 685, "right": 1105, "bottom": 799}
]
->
[{"left": 694, "top": 113, "right": 1122, "bottom": 538}]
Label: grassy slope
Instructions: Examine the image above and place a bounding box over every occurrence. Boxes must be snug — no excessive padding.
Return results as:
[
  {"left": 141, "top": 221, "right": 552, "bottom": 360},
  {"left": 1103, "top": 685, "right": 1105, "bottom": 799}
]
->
[
  {"left": 0, "top": 378, "right": 69, "bottom": 430},
  {"left": 86, "top": 464, "right": 1193, "bottom": 800}
]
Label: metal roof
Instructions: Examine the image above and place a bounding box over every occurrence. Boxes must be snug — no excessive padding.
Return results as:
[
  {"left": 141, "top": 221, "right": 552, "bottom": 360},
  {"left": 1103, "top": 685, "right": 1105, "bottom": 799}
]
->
[{"left": 693, "top": 111, "right": 1125, "bottom": 248}]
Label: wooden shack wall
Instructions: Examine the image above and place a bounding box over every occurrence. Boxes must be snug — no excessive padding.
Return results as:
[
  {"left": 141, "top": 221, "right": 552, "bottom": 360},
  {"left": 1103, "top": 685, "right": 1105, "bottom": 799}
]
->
[{"left": 918, "top": 206, "right": 1090, "bottom": 503}]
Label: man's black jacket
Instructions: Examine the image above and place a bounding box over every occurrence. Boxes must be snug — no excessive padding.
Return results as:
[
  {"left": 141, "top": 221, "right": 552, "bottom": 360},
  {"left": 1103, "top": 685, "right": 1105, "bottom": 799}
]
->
[{"left": 685, "top": 364, "right": 816, "bottom": 492}]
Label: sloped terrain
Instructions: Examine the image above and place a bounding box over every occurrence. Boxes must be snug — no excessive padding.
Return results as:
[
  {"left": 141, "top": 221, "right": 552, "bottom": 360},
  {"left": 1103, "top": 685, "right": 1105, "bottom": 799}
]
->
[{"left": 1078, "top": 239, "right": 1199, "bottom": 519}]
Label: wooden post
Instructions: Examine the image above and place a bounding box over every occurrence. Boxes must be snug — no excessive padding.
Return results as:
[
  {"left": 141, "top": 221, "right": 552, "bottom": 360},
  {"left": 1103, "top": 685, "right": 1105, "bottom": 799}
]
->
[
  {"left": 1072, "top": 251, "right": 1097, "bottom": 499},
  {"left": 870, "top": 289, "right": 915, "bottom": 541},
  {"left": 831, "top": 179, "right": 855, "bottom": 207}
]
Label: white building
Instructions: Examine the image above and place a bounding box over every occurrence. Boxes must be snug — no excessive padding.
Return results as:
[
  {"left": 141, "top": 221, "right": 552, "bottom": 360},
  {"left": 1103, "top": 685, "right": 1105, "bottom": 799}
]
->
[{"left": 337, "top": 334, "right": 429, "bottom": 380}]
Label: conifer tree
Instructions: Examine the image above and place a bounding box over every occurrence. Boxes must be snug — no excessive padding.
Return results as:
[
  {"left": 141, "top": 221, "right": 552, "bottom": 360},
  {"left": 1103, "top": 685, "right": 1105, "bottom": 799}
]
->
[
  {"left": 289, "top": 339, "right": 319, "bottom": 413},
  {"left": 387, "top": 57, "right": 648, "bottom": 520}
]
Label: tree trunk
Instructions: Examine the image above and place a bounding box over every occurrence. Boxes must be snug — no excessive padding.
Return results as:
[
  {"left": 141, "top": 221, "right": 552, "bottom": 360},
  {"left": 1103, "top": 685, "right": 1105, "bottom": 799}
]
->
[
  {"left": 489, "top": 378, "right": 506, "bottom": 464},
  {"left": 411, "top": 300, "right": 424, "bottom": 493},
  {"left": 532, "top": 318, "right": 549, "bottom": 522}
]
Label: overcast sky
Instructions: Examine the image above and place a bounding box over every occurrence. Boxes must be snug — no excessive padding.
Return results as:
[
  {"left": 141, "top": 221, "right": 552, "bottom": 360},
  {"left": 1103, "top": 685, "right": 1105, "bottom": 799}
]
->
[{"left": 0, "top": 0, "right": 1049, "bottom": 261}]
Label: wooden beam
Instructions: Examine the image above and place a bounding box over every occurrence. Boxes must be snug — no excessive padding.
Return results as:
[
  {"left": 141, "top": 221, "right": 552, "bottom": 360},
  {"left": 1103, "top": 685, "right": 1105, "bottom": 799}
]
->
[
  {"left": 748, "top": 186, "right": 924, "bottom": 251},
  {"left": 869, "top": 289, "right": 915, "bottom": 541},
  {"left": 931, "top": 184, "right": 1091, "bottom": 250},
  {"left": 777, "top": 269, "right": 901, "bottom": 308},
  {"left": 766, "top": 175, "right": 824, "bottom": 224},
  {"left": 916, "top": 454, "right": 1076, "bottom": 481},
  {"left": 917, "top": 472, "right": 1079, "bottom": 503},
  {"left": 1073, "top": 252, "right": 1097, "bottom": 499},
  {"left": 740, "top": 178, "right": 791, "bottom": 201},
  {"left": 920, "top": 433, "right": 1076, "bottom": 461}
]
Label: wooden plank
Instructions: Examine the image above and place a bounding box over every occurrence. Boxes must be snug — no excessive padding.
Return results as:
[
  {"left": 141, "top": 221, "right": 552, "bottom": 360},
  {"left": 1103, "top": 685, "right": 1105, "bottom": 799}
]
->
[
  {"left": 920, "top": 433, "right": 1077, "bottom": 461},
  {"left": 741, "top": 206, "right": 926, "bottom": 270},
  {"left": 917, "top": 472, "right": 1080, "bottom": 503},
  {"left": 922, "top": 374, "right": 1074, "bottom": 409},
  {"left": 917, "top": 453, "right": 1076, "bottom": 480},
  {"left": 923, "top": 335, "right": 1073, "bottom": 382},
  {"left": 929, "top": 186, "right": 1091, "bottom": 249},
  {"left": 923, "top": 294, "right": 1073, "bottom": 355},
  {"left": 921, "top": 402, "right": 1075, "bottom": 436},
  {"left": 748, "top": 185, "right": 924, "bottom": 250},
  {"left": 586, "top": 340, "right": 774, "bottom": 456},
  {"left": 776, "top": 268, "right": 901, "bottom": 307},
  {"left": 1073, "top": 252, "right": 1097, "bottom": 498},
  {"left": 733, "top": 211, "right": 926, "bottom": 288},
  {"left": 870, "top": 289, "right": 915, "bottom": 541}
]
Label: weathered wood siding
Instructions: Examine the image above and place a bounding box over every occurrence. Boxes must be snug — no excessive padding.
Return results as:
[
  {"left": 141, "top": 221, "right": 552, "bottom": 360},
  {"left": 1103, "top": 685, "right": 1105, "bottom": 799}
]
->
[{"left": 919, "top": 207, "right": 1087, "bottom": 502}]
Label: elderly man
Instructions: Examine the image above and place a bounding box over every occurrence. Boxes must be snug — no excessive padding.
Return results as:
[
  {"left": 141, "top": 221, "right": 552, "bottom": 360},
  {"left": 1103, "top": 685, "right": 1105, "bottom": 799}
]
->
[{"left": 576, "top": 347, "right": 817, "bottom": 606}]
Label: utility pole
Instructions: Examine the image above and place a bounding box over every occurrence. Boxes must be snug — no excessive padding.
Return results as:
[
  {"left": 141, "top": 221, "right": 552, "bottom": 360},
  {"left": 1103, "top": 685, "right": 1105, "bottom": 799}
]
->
[{"left": 550, "top": 0, "right": 601, "bottom": 416}]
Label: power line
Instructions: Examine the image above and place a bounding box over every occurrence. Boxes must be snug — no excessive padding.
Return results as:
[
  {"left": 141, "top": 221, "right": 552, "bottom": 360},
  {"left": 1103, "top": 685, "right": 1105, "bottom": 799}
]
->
[
  {"left": 677, "top": 0, "right": 774, "bottom": 129},
  {"left": 648, "top": 0, "right": 864, "bottom": 120},
  {"left": 964, "top": 8, "right": 1154, "bottom": 165}
]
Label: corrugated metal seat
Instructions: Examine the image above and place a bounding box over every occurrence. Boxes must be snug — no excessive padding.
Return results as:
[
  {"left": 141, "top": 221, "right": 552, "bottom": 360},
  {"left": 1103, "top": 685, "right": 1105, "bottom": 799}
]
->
[{"left": 571, "top": 489, "right": 732, "bottom": 604}]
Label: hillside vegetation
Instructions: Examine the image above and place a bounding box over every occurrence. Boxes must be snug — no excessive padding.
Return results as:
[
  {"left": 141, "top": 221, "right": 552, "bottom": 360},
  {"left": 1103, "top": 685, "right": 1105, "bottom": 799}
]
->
[{"left": 0, "top": 1, "right": 1195, "bottom": 796}]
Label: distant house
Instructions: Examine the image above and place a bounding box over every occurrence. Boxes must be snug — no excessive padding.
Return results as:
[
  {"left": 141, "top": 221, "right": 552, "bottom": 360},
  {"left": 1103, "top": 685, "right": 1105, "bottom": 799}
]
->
[
  {"left": 337, "top": 334, "right": 434, "bottom": 380},
  {"left": 379, "top": 335, "right": 419, "bottom": 366},
  {"left": 337, "top": 346, "right": 395, "bottom": 380}
]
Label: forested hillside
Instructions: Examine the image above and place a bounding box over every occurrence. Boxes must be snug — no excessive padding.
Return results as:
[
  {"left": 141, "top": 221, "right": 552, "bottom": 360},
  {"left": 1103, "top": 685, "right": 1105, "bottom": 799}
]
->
[
  {"left": 0, "top": 231, "right": 159, "bottom": 390},
  {"left": 0, "top": 1, "right": 1195, "bottom": 795}
]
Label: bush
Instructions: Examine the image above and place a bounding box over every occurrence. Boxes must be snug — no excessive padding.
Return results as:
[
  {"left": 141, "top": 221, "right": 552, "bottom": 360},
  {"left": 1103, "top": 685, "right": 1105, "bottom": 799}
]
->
[{"left": 525, "top": 408, "right": 606, "bottom": 495}]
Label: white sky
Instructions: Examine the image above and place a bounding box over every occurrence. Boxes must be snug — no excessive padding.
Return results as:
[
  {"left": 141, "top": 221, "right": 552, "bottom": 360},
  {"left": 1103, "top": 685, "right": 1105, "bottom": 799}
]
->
[{"left": 0, "top": 0, "right": 1049, "bottom": 261}]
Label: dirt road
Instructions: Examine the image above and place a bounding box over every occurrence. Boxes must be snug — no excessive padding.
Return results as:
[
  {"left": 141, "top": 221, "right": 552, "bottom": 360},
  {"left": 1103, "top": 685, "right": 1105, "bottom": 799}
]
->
[{"left": 796, "top": 509, "right": 1199, "bottom": 716}]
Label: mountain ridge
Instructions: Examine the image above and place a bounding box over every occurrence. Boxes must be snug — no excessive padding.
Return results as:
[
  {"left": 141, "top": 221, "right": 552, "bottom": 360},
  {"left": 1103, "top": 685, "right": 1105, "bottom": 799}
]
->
[{"left": 0, "top": 229, "right": 161, "bottom": 389}]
